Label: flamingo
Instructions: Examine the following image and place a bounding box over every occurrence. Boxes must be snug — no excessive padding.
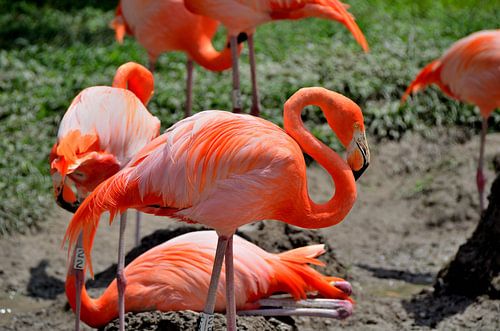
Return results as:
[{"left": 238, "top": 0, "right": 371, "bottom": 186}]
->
[
  {"left": 402, "top": 29, "right": 500, "bottom": 211},
  {"left": 64, "top": 87, "right": 370, "bottom": 330},
  {"left": 50, "top": 62, "right": 160, "bottom": 331},
  {"left": 66, "top": 231, "right": 354, "bottom": 328},
  {"left": 183, "top": 0, "right": 369, "bottom": 116},
  {"left": 110, "top": 0, "right": 243, "bottom": 117}
]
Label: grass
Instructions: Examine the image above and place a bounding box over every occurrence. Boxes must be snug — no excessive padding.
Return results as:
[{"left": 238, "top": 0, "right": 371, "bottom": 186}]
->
[{"left": 0, "top": 0, "right": 498, "bottom": 234}]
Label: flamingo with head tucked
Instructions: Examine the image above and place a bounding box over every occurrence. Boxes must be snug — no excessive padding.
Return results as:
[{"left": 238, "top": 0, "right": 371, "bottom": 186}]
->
[
  {"left": 183, "top": 0, "right": 369, "bottom": 116},
  {"left": 66, "top": 231, "right": 353, "bottom": 328},
  {"left": 402, "top": 29, "right": 500, "bottom": 211},
  {"left": 50, "top": 62, "right": 160, "bottom": 331},
  {"left": 64, "top": 87, "right": 370, "bottom": 330},
  {"left": 111, "top": 0, "right": 243, "bottom": 117}
]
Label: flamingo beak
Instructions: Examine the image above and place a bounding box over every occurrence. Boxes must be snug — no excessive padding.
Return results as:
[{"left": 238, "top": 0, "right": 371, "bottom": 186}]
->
[
  {"left": 52, "top": 172, "right": 80, "bottom": 213},
  {"left": 347, "top": 129, "right": 370, "bottom": 181}
]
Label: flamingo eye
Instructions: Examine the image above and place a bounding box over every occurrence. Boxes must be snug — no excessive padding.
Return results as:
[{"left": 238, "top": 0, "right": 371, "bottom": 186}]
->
[{"left": 71, "top": 171, "right": 87, "bottom": 182}]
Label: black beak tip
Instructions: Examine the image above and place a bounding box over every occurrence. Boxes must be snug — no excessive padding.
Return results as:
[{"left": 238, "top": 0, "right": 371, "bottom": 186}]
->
[
  {"left": 56, "top": 191, "right": 80, "bottom": 214},
  {"left": 226, "top": 32, "right": 249, "bottom": 49},
  {"left": 353, "top": 162, "right": 369, "bottom": 181}
]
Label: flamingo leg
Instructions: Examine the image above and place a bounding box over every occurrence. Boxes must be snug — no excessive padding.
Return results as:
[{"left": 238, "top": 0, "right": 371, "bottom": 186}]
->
[
  {"left": 248, "top": 34, "right": 260, "bottom": 117},
  {"left": 117, "top": 212, "right": 128, "bottom": 331},
  {"left": 73, "top": 233, "right": 84, "bottom": 331},
  {"left": 224, "top": 234, "right": 236, "bottom": 331},
  {"left": 477, "top": 117, "right": 488, "bottom": 212},
  {"left": 230, "top": 35, "right": 242, "bottom": 113},
  {"left": 198, "top": 235, "right": 229, "bottom": 331},
  {"left": 185, "top": 59, "right": 194, "bottom": 118},
  {"left": 134, "top": 210, "right": 141, "bottom": 247},
  {"left": 238, "top": 304, "right": 352, "bottom": 319}
]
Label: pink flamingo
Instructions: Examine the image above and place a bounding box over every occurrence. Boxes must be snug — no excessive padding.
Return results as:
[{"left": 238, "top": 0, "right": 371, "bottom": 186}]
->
[
  {"left": 183, "top": 0, "right": 369, "bottom": 116},
  {"left": 111, "top": 0, "right": 243, "bottom": 117},
  {"left": 402, "top": 30, "right": 500, "bottom": 211},
  {"left": 66, "top": 231, "right": 353, "bottom": 328},
  {"left": 50, "top": 62, "right": 160, "bottom": 331},
  {"left": 64, "top": 87, "right": 370, "bottom": 330}
]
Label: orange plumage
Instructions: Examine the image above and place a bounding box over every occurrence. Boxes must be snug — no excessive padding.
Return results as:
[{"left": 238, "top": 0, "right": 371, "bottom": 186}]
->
[
  {"left": 402, "top": 29, "right": 500, "bottom": 119},
  {"left": 63, "top": 87, "right": 370, "bottom": 277},
  {"left": 65, "top": 231, "right": 352, "bottom": 328},
  {"left": 402, "top": 30, "right": 500, "bottom": 211},
  {"left": 111, "top": 0, "right": 240, "bottom": 72},
  {"left": 49, "top": 62, "right": 160, "bottom": 208}
]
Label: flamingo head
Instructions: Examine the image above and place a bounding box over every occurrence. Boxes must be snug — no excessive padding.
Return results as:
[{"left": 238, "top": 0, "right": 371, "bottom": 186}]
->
[
  {"left": 49, "top": 134, "right": 120, "bottom": 213},
  {"left": 346, "top": 123, "right": 370, "bottom": 181}
]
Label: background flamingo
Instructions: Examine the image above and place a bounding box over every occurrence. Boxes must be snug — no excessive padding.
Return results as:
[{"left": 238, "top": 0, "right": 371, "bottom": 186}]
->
[
  {"left": 50, "top": 62, "right": 160, "bottom": 331},
  {"left": 183, "top": 0, "right": 369, "bottom": 116},
  {"left": 64, "top": 87, "right": 370, "bottom": 330},
  {"left": 402, "top": 29, "right": 500, "bottom": 211},
  {"left": 111, "top": 0, "right": 243, "bottom": 117},
  {"left": 66, "top": 231, "right": 353, "bottom": 328}
]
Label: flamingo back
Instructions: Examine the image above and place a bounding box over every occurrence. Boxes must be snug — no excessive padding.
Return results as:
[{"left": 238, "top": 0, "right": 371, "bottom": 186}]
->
[
  {"left": 56, "top": 86, "right": 160, "bottom": 168},
  {"left": 96, "top": 231, "right": 349, "bottom": 314}
]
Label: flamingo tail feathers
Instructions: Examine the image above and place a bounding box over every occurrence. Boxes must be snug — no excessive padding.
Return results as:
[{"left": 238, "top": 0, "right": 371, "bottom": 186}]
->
[
  {"left": 63, "top": 170, "right": 134, "bottom": 277},
  {"left": 272, "top": 244, "right": 351, "bottom": 301},
  {"left": 401, "top": 60, "right": 442, "bottom": 103}
]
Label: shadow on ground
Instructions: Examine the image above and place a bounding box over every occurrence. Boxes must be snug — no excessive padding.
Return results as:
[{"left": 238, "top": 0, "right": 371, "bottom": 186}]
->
[
  {"left": 357, "top": 264, "right": 434, "bottom": 285},
  {"left": 27, "top": 259, "right": 65, "bottom": 299},
  {"left": 402, "top": 290, "right": 474, "bottom": 328}
]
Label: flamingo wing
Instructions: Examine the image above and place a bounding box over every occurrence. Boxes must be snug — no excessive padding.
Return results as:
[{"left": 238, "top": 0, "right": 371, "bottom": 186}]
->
[
  {"left": 97, "top": 231, "right": 348, "bottom": 313},
  {"left": 64, "top": 111, "right": 306, "bottom": 276}
]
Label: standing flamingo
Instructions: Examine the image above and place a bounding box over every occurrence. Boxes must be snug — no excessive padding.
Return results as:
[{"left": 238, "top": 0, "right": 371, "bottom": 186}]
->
[
  {"left": 64, "top": 87, "right": 370, "bottom": 330},
  {"left": 50, "top": 62, "right": 160, "bottom": 331},
  {"left": 111, "top": 0, "right": 243, "bottom": 117},
  {"left": 66, "top": 231, "right": 353, "bottom": 328},
  {"left": 183, "top": 0, "right": 369, "bottom": 116},
  {"left": 402, "top": 29, "right": 500, "bottom": 211}
]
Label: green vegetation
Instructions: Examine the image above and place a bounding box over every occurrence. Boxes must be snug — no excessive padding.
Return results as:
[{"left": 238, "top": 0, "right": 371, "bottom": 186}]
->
[{"left": 0, "top": 0, "right": 498, "bottom": 234}]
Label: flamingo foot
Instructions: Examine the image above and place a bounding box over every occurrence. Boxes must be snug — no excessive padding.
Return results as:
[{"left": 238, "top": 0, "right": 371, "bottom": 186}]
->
[{"left": 331, "top": 280, "right": 352, "bottom": 296}]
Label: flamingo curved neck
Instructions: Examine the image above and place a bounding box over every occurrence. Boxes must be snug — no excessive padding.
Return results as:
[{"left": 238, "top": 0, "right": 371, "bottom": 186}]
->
[
  {"left": 188, "top": 38, "right": 238, "bottom": 72},
  {"left": 65, "top": 272, "right": 115, "bottom": 328},
  {"left": 112, "top": 63, "right": 154, "bottom": 105},
  {"left": 283, "top": 88, "right": 357, "bottom": 229}
]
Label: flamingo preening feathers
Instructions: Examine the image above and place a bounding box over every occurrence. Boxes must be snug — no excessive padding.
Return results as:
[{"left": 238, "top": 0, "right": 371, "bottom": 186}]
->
[
  {"left": 111, "top": 0, "right": 242, "bottom": 117},
  {"left": 183, "top": 0, "right": 369, "bottom": 115},
  {"left": 402, "top": 29, "right": 500, "bottom": 211},
  {"left": 50, "top": 62, "right": 160, "bottom": 331},
  {"left": 66, "top": 231, "right": 353, "bottom": 328},
  {"left": 64, "top": 87, "right": 370, "bottom": 330}
]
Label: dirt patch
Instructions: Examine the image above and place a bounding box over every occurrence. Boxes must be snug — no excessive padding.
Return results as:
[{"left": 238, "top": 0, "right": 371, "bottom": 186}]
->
[{"left": 1, "top": 130, "right": 499, "bottom": 331}]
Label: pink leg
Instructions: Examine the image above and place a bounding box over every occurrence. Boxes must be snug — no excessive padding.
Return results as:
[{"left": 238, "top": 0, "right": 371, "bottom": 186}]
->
[
  {"left": 198, "top": 235, "right": 229, "bottom": 331},
  {"left": 185, "top": 59, "right": 194, "bottom": 118},
  {"left": 224, "top": 235, "right": 236, "bottom": 331},
  {"left": 248, "top": 34, "right": 260, "bottom": 117},
  {"left": 477, "top": 118, "right": 488, "bottom": 212},
  {"left": 73, "top": 233, "right": 84, "bottom": 331},
  {"left": 230, "top": 36, "right": 242, "bottom": 113},
  {"left": 117, "top": 212, "right": 128, "bottom": 331},
  {"left": 134, "top": 210, "right": 141, "bottom": 247}
]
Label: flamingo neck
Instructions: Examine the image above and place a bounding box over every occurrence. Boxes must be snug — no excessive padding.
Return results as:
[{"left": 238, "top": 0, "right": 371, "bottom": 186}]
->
[
  {"left": 65, "top": 271, "right": 116, "bottom": 328},
  {"left": 282, "top": 88, "right": 357, "bottom": 229},
  {"left": 112, "top": 62, "right": 154, "bottom": 105},
  {"left": 188, "top": 37, "right": 240, "bottom": 72}
]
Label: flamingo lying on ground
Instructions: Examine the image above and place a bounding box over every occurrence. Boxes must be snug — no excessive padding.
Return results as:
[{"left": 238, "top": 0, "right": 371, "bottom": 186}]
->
[
  {"left": 50, "top": 62, "right": 160, "bottom": 331},
  {"left": 184, "top": 0, "right": 369, "bottom": 116},
  {"left": 64, "top": 87, "right": 370, "bottom": 331},
  {"left": 66, "top": 231, "right": 353, "bottom": 328},
  {"left": 402, "top": 29, "right": 500, "bottom": 211},
  {"left": 111, "top": 0, "right": 243, "bottom": 117}
]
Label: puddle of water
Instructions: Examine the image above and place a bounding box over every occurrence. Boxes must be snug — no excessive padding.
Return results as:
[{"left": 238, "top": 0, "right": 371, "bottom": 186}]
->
[
  {"left": 365, "top": 281, "right": 430, "bottom": 299},
  {"left": 0, "top": 291, "right": 51, "bottom": 326}
]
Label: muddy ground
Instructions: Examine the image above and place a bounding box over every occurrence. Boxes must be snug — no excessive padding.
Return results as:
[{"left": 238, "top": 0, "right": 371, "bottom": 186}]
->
[{"left": 1, "top": 130, "right": 499, "bottom": 331}]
